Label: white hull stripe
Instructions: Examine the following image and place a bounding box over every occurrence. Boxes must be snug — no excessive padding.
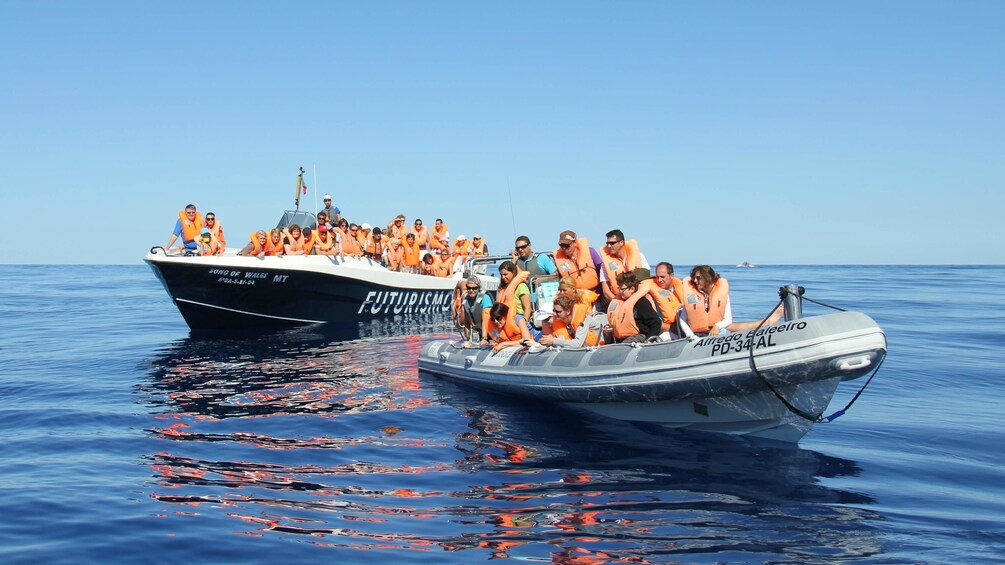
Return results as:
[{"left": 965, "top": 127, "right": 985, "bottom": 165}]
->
[{"left": 175, "top": 298, "right": 325, "bottom": 324}]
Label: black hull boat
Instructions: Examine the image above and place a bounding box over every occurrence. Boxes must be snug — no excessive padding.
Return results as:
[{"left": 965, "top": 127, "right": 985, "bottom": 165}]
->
[{"left": 146, "top": 250, "right": 476, "bottom": 334}]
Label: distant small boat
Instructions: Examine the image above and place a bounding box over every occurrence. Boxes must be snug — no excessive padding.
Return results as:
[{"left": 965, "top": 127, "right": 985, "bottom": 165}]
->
[{"left": 737, "top": 261, "right": 755, "bottom": 268}]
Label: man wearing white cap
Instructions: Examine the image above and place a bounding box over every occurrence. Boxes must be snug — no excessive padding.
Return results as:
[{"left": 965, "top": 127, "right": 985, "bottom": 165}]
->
[
  {"left": 319, "top": 194, "right": 341, "bottom": 224},
  {"left": 453, "top": 234, "right": 471, "bottom": 257}
]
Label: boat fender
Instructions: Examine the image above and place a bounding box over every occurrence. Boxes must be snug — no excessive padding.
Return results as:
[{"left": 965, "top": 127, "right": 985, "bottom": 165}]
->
[{"left": 835, "top": 355, "right": 872, "bottom": 371}]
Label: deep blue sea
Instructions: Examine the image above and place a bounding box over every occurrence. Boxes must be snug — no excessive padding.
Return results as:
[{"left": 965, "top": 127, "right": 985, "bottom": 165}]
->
[{"left": 1, "top": 264, "right": 1003, "bottom": 564}]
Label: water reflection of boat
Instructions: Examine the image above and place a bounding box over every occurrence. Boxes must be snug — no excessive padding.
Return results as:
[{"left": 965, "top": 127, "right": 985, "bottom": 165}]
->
[{"left": 139, "top": 333, "right": 883, "bottom": 562}]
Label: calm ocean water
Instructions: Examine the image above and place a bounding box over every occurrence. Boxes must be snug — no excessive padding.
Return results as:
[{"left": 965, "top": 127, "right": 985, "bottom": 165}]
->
[{"left": 1, "top": 264, "right": 1003, "bottom": 564}]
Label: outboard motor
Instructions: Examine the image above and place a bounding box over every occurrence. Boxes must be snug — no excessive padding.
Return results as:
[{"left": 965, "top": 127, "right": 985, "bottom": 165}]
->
[{"left": 780, "top": 284, "right": 805, "bottom": 320}]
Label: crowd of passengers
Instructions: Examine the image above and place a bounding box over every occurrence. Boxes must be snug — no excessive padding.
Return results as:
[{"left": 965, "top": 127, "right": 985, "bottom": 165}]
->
[{"left": 166, "top": 201, "right": 783, "bottom": 347}]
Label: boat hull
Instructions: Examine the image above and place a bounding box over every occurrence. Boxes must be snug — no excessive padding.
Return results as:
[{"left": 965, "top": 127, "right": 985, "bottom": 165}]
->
[
  {"left": 146, "top": 251, "right": 466, "bottom": 333},
  {"left": 418, "top": 311, "right": 886, "bottom": 442}
]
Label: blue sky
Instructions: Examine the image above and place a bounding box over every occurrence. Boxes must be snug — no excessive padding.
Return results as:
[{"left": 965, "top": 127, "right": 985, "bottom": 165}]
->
[{"left": 2, "top": 1, "right": 1002, "bottom": 264}]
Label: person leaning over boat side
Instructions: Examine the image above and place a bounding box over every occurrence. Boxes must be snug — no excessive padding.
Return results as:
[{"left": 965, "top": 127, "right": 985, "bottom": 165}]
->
[
  {"left": 540, "top": 295, "right": 607, "bottom": 348},
  {"left": 365, "top": 227, "right": 387, "bottom": 264},
  {"left": 430, "top": 218, "right": 449, "bottom": 251},
  {"left": 313, "top": 224, "right": 339, "bottom": 256},
  {"left": 165, "top": 204, "right": 204, "bottom": 254},
  {"left": 486, "top": 303, "right": 535, "bottom": 353},
  {"left": 341, "top": 222, "right": 362, "bottom": 257},
  {"left": 265, "top": 228, "right": 285, "bottom": 256},
  {"left": 606, "top": 271, "right": 662, "bottom": 344},
  {"left": 240, "top": 230, "right": 268, "bottom": 258},
  {"left": 319, "top": 194, "right": 341, "bottom": 224},
  {"left": 196, "top": 227, "right": 215, "bottom": 256},
  {"left": 436, "top": 248, "right": 455, "bottom": 277},
  {"left": 460, "top": 275, "right": 494, "bottom": 346},
  {"left": 512, "top": 235, "right": 557, "bottom": 278},
  {"left": 599, "top": 229, "right": 650, "bottom": 305},
  {"left": 546, "top": 276, "right": 599, "bottom": 338},
  {"left": 411, "top": 219, "right": 430, "bottom": 250},
  {"left": 204, "top": 212, "right": 226, "bottom": 255},
  {"left": 420, "top": 252, "right": 438, "bottom": 276},
  {"left": 553, "top": 230, "right": 601, "bottom": 292},
  {"left": 281, "top": 224, "right": 307, "bottom": 256}
]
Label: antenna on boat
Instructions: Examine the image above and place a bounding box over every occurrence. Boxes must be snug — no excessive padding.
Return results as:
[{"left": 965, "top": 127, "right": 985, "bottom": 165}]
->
[{"left": 294, "top": 166, "right": 306, "bottom": 215}]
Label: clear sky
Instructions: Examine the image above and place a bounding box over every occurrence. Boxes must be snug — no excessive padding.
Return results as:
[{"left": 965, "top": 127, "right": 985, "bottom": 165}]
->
[{"left": 2, "top": 1, "right": 1002, "bottom": 265}]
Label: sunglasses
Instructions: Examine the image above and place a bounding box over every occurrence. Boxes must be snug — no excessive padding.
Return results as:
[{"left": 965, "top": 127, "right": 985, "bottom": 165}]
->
[
  {"left": 324, "top": 198, "right": 331, "bottom": 201},
  {"left": 466, "top": 286, "right": 479, "bottom": 290},
  {"left": 606, "top": 240, "right": 622, "bottom": 246},
  {"left": 559, "top": 243, "right": 571, "bottom": 249},
  {"left": 206, "top": 218, "right": 215, "bottom": 221},
  {"left": 515, "top": 244, "right": 529, "bottom": 250}
]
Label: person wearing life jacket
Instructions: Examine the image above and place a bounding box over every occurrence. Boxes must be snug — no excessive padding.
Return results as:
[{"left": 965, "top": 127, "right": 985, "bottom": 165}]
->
[
  {"left": 553, "top": 230, "right": 600, "bottom": 292},
  {"left": 265, "top": 228, "right": 285, "bottom": 256},
  {"left": 650, "top": 261, "right": 685, "bottom": 338},
  {"left": 388, "top": 214, "right": 408, "bottom": 241},
  {"left": 680, "top": 264, "right": 732, "bottom": 337},
  {"left": 599, "top": 229, "right": 651, "bottom": 304},
  {"left": 282, "top": 224, "right": 307, "bottom": 256},
  {"left": 301, "top": 227, "right": 317, "bottom": 255},
  {"left": 356, "top": 223, "right": 372, "bottom": 253},
  {"left": 340, "top": 223, "right": 361, "bottom": 257},
  {"left": 459, "top": 275, "right": 494, "bottom": 345},
  {"left": 436, "top": 248, "right": 455, "bottom": 277},
  {"left": 410, "top": 219, "right": 430, "bottom": 250},
  {"left": 204, "top": 212, "right": 225, "bottom": 255},
  {"left": 319, "top": 193, "right": 342, "bottom": 225},
  {"left": 469, "top": 235, "right": 488, "bottom": 257},
  {"left": 165, "top": 204, "right": 204, "bottom": 254},
  {"left": 385, "top": 237, "right": 404, "bottom": 271},
  {"left": 238, "top": 230, "right": 269, "bottom": 258},
  {"left": 429, "top": 218, "right": 449, "bottom": 250},
  {"left": 540, "top": 295, "right": 607, "bottom": 348},
  {"left": 313, "top": 224, "right": 339, "bottom": 256},
  {"left": 452, "top": 234, "right": 471, "bottom": 257},
  {"left": 547, "top": 276, "right": 599, "bottom": 337},
  {"left": 512, "top": 235, "right": 557, "bottom": 278},
  {"left": 402, "top": 233, "right": 421, "bottom": 273},
  {"left": 485, "top": 302, "right": 535, "bottom": 353},
  {"left": 365, "top": 227, "right": 387, "bottom": 264},
  {"left": 420, "top": 252, "right": 438, "bottom": 276},
  {"left": 497, "top": 261, "right": 533, "bottom": 319},
  {"left": 606, "top": 271, "right": 661, "bottom": 343},
  {"left": 196, "top": 227, "right": 215, "bottom": 256}
]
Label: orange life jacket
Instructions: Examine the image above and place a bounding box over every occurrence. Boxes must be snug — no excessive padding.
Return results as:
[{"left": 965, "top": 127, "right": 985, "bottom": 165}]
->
[
  {"left": 470, "top": 239, "right": 487, "bottom": 256},
  {"left": 266, "top": 233, "right": 285, "bottom": 256},
  {"left": 284, "top": 233, "right": 306, "bottom": 255},
  {"left": 389, "top": 223, "right": 408, "bottom": 241},
  {"left": 314, "top": 232, "right": 336, "bottom": 254},
  {"left": 551, "top": 293, "right": 595, "bottom": 340},
  {"left": 682, "top": 277, "right": 730, "bottom": 333},
  {"left": 339, "top": 229, "right": 360, "bottom": 256},
  {"left": 385, "top": 241, "right": 403, "bottom": 270},
  {"left": 552, "top": 312, "right": 603, "bottom": 346},
  {"left": 403, "top": 240, "right": 421, "bottom": 267},
  {"left": 430, "top": 223, "right": 449, "bottom": 249},
  {"left": 554, "top": 237, "right": 599, "bottom": 291},
  {"left": 177, "top": 210, "right": 204, "bottom": 243},
  {"left": 248, "top": 232, "right": 268, "bottom": 255},
  {"left": 302, "top": 231, "right": 317, "bottom": 255},
  {"left": 453, "top": 240, "right": 470, "bottom": 257},
  {"left": 356, "top": 230, "right": 370, "bottom": 251},
  {"left": 497, "top": 269, "right": 530, "bottom": 310},
  {"left": 599, "top": 239, "right": 642, "bottom": 296},
  {"left": 366, "top": 234, "right": 385, "bottom": 257},
  {"left": 652, "top": 281, "right": 682, "bottom": 323},
  {"left": 437, "top": 255, "right": 455, "bottom": 277},
  {"left": 411, "top": 226, "right": 429, "bottom": 248},
  {"left": 607, "top": 288, "right": 656, "bottom": 339},
  {"left": 487, "top": 311, "right": 525, "bottom": 343},
  {"left": 208, "top": 222, "right": 225, "bottom": 251}
]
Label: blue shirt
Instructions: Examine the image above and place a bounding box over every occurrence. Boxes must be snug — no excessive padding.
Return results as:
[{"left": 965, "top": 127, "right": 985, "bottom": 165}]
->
[{"left": 172, "top": 218, "right": 199, "bottom": 250}]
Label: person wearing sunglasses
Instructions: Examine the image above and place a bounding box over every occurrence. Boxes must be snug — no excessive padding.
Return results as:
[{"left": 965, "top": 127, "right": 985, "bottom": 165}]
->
[
  {"left": 599, "top": 229, "right": 651, "bottom": 305},
  {"left": 539, "top": 295, "right": 607, "bottom": 348},
  {"left": 459, "top": 276, "right": 493, "bottom": 345},
  {"left": 165, "top": 203, "right": 204, "bottom": 254},
  {"left": 553, "top": 230, "right": 600, "bottom": 293},
  {"left": 201, "top": 212, "right": 225, "bottom": 255},
  {"left": 486, "top": 302, "right": 535, "bottom": 353},
  {"left": 410, "top": 219, "right": 430, "bottom": 250},
  {"left": 429, "top": 218, "right": 450, "bottom": 251},
  {"left": 319, "top": 194, "right": 341, "bottom": 225},
  {"left": 511, "top": 235, "right": 557, "bottom": 277}
]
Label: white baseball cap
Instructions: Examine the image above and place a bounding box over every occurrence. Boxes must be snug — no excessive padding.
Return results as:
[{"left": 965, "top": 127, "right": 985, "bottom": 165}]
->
[
  {"left": 361, "top": 223, "right": 371, "bottom": 230},
  {"left": 456, "top": 234, "right": 466, "bottom": 241},
  {"left": 323, "top": 194, "right": 332, "bottom": 200}
]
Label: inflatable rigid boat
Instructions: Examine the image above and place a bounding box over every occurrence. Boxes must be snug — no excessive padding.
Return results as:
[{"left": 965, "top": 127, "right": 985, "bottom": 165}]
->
[{"left": 418, "top": 308, "right": 886, "bottom": 442}]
